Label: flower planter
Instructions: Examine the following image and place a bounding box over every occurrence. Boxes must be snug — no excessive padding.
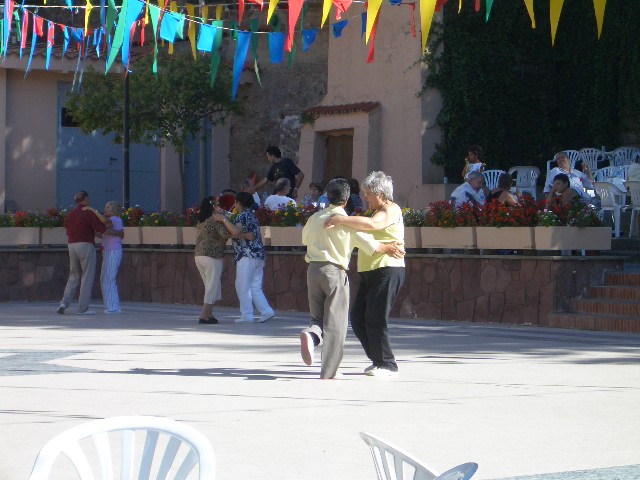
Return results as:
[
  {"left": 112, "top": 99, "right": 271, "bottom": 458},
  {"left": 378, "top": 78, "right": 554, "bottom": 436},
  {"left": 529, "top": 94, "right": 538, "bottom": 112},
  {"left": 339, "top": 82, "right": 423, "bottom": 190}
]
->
[
  {"left": 403, "top": 227, "right": 422, "bottom": 248},
  {"left": 0, "top": 227, "right": 41, "bottom": 246},
  {"left": 40, "top": 227, "right": 68, "bottom": 245},
  {"left": 123, "top": 227, "right": 143, "bottom": 245},
  {"left": 182, "top": 226, "right": 196, "bottom": 246},
  {"left": 140, "top": 226, "right": 182, "bottom": 245},
  {"left": 420, "top": 227, "right": 476, "bottom": 249},
  {"left": 267, "top": 226, "right": 303, "bottom": 247},
  {"left": 534, "top": 226, "right": 612, "bottom": 251},
  {"left": 476, "top": 227, "right": 534, "bottom": 250},
  {"left": 260, "top": 226, "right": 271, "bottom": 246}
]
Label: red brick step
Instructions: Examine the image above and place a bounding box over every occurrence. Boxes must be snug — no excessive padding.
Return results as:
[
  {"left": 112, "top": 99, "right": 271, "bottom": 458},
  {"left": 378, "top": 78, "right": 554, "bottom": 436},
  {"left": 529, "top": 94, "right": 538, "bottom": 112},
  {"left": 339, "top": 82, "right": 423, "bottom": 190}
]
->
[
  {"left": 570, "top": 298, "right": 640, "bottom": 317},
  {"left": 605, "top": 272, "right": 640, "bottom": 286},
  {"left": 548, "top": 313, "right": 640, "bottom": 333},
  {"left": 587, "top": 286, "right": 640, "bottom": 301}
]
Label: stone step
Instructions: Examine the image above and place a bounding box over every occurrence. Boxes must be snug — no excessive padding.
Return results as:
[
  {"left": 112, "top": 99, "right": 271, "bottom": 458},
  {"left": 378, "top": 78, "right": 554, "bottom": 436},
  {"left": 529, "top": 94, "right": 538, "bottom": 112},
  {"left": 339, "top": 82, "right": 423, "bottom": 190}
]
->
[
  {"left": 588, "top": 285, "right": 640, "bottom": 301},
  {"left": 605, "top": 272, "right": 640, "bottom": 286},
  {"left": 548, "top": 313, "right": 640, "bottom": 333},
  {"left": 570, "top": 298, "right": 640, "bottom": 317}
]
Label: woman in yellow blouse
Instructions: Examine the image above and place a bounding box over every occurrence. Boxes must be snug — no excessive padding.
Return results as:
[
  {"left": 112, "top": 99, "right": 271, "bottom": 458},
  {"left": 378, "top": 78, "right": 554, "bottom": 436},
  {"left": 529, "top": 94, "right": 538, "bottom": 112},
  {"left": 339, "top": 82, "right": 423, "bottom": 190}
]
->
[{"left": 325, "top": 171, "right": 405, "bottom": 377}]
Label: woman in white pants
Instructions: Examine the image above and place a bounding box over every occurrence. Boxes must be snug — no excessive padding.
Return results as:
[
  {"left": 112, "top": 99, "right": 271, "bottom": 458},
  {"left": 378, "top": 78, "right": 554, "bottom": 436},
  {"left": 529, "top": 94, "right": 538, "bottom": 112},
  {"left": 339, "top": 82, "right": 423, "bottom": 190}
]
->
[
  {"left": 214, "top": 192, "right": 275, "bottom": 324},
  {"left": 194, "top": 197, "right": 231, "bottom": 324}
]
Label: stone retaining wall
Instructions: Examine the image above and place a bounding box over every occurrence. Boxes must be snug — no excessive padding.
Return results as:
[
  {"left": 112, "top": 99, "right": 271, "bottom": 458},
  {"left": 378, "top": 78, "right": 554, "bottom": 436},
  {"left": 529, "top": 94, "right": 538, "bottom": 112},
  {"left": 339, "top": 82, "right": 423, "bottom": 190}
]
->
[{"left": 0, "top": 248, "right": 623, "bottom": 325}]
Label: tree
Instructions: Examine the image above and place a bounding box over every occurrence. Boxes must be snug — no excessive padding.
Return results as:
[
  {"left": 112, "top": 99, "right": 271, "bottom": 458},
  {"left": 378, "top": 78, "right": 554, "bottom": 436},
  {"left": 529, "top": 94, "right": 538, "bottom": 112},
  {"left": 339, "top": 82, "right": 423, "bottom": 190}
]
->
[{"left": 66, "top": 48, "right": 239, "bottom": 210}]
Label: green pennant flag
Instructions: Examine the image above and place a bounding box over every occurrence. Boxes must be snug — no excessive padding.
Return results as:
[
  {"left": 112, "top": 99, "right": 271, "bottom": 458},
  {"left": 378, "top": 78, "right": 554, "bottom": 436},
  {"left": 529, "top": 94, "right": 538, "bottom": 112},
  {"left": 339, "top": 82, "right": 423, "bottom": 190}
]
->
[
  {"left": 106, "top": 0, "right": 118, "bottom": 39},
  {"left": 0, "top": 20, "right": 4, "bottom": 56},
  {"left": 287, "top": 39, "right": 296, "bottom": 69},
  {"left": 176, "top": 14, "right": 185, "bottom": 39},
  {"left": 230, "top": 20, "right": 238, "bottom": 40},
  {"left": 249, "top": 17, "right": 259, "bottom": 60},
  {"left": 149, "top": 4, "right": 160, "bottom": 74},
  {"left": 210, "top": 20, "right": 223, "bottom": 88},
  {"left": 485, "top": 0, "right": 494, "bottom": 21},
  {"left": 270, "top": 13, "right": 281, "bottom": 32},
  {"left": 13, "top": 11, "right": 21, "bottom": 44},
  {"left": 106, "top": 0, "right": 129, "bottom": 73},
  {"left": 300, "top": 2, "right": 308, "bottom": 30}
]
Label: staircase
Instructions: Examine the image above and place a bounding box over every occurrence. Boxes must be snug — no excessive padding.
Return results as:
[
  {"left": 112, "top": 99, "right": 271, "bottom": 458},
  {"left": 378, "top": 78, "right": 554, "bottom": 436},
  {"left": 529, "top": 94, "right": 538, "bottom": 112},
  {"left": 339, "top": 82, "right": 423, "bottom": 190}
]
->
[{"left": 548, "top": 272, "right": 640, "bottom": 333}]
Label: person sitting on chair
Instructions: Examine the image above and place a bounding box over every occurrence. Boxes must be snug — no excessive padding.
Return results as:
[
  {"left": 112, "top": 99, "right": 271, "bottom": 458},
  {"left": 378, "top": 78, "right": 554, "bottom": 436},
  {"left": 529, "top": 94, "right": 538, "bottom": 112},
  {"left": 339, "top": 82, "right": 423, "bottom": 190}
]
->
[
  {"left": 485, "top": 173, "right": 518, "bottom": 206},
  {"left": 545, "top": 173, "right": 578, "bottom": 207}
]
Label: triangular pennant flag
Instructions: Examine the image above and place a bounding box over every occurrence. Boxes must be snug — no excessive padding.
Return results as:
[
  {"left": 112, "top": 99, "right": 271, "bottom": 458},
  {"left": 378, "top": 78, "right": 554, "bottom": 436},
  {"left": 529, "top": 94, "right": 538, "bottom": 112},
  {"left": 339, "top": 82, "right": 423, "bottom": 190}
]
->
[
  {"left": 301, "top": 28, "right": 318, "bottom": 51},
  {"left": 287, "top": 39, "right": 296, "bottom": 68},
  {"left": 365, "top": 0, "right": 382, "bottom": 43},
  {"left": 267, "top": 0, "right": 280, "bottom": 24},
  {"left": 230, "top": 20, "right": 239, "bottom": 40},
  {"left": 63, "top": 25, "right": 70, "bottom": 56},
  {"left": 238, "top": 0, "right": 246, "bottom": 24},
  {"left": 105, "top": 0, "right": 128, "bottom": 73},
  {"left": 321, "top": 0, "right": 332, "bottom": 27},
  {"left": 523, "top": 0, "right": 535, "bottom": 28},
  {"left": 46, "top": 21, "right": 54, "bottom": 69},
  {"left": 159, "top": 11, "right": 181, "bottom": 42},
  {"left": 0, "top": 20, "right": 4, "bottom": 56},
  {"left": 168, "top": 1, "right": 178, "bottom": 53},
  {"left": 474, "top": 0, "right": 480, "bottom": 12},
  {"left": 215, "top": 5, "right": 223, "bottom": 19},
  {"left": 209, "top": 20, "right": 223, "bottom": 87},
  {"left": 367, "top": 9, "right": 379, "bottom": 63},
  {"left": 332, "top": 19, "right": 348, "bottom": 38},
  {"left": 176, "top": 14, "right": 185, "bottom": 39},
  {"left": 20, "top": 9, "right": 29, "bottom": 58},
  {"left": 550, "top": 0, "right": 565, "bottom": 45},
  {"left": 100, "top": 0, "right": 106, "bottom": 28},
  {"left": 232, "top": 30, "right": 252, "bottom": 100},
  {"left": 140, "top": 16, "right": 146, "bottom": 45},
  {"left": 435, "top": 0, "right": 447, "bottom": 10},
  {"left": 409, "top": 3, "right": 416, "bottom": 37},
  {"left": 106, "top": 0, "right": 118, "bottom": 39},
  {"left": 197, "top": 22, "right": 216, "bottom": 51},
  {"left": 25, "top": 18, "right": 39, "bottom": 76},
  {"left": 285, "top": 0, "right": 304, "bottom": 51},
  {"left": 333, "top": 0, "right": 352, "bottom": 20},
  {"left": 268, "top": 31, "right": 285, "bottom": 63},
  {"left": 485, "top": 0, "right": 493, "bottom": 21},
  {"left": 186, "top": 4, "right": 197, "bottom": 59},
  {"left": 34, "top": 16, "right": 44, "bottom": 37},
  {"left": 13, "top": 11, "right": 22, "bottom": 46},
  {"left": 250, "top": 17, "right": 259, "bottom": 60},
  {"left": 361, "top": 12, "right": 366, "bottom": 37},
  {"left": 419, "top": 0, "right": 437, "bottom": 51},
  {"left": 592, "top": 0, "right": 606, "bottom": 39},
  {"left": 254, "top": 58, "right": 262, "bottom": 87},
  {"left": 3, "top": 0, "right": 15, "bottom": 55},
  {"left": 148, "top": 4, "right": 160, "bottom": 73},
  {"left": 85, "top": 0, "right": 93, "bottom": 34},
  {"left": 122, "top": 0, "right": 144, "bottom": 67},
  {"left": 389, "top": 0, "right": 402, "bottom": 5}
]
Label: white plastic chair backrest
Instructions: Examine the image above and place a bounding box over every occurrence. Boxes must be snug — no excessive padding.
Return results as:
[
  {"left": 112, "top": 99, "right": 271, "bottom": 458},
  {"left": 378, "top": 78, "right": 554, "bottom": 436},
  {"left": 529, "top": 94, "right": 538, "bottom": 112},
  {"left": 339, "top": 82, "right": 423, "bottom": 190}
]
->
[
  {"left": 593, "top": 181, "right": 624, "bottom": 209},
  {"left": 594, "top": 166, "right": 623, "bottom": 182},
  {"left": 612, "top": 147, "right": 640, "bottom": 166},
  {"left": 619, "top": 165, "right": 630, "bottom": 180},
  {"left": 579, "top": 148, "right": 603, "bottom": 171},
  {"left": 563, "top": 150, "right": 581, "bottom": 168},
  {"left": 28, "top": 416, "right": 215, "bottom": 480},
  {"left": 359, "top": 432, "right": 477, "bottom": 480},
  {"left": 482, "top": 170, "right": 506, "bottom": 190},
  {"left": 626, "top": 181, "right": 640, "bottom": 208},
  {"left": 508, "top": 166, "right": 539, "bottom": 188}
]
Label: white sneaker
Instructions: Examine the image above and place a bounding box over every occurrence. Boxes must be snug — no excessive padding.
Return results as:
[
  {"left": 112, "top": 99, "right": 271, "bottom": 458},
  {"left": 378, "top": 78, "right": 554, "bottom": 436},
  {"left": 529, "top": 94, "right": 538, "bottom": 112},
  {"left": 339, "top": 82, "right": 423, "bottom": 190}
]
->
[
  {"left": 365, "top": 367, "right": 398, "bottom": 377},
  {"left": 104, "top": 309, "right": 122, "bottom": 314},
  {"left": 300, "top": 332, "right": 314, "bottom": 366},
  {"left": 76, "top": 309, "right": 97, "bottom": 315},
  {"left": 257, "top": 311, "right": 275, "bottom": 323},
  {"left": 235, "top": 318, "right": 255, "bottom": 324}
]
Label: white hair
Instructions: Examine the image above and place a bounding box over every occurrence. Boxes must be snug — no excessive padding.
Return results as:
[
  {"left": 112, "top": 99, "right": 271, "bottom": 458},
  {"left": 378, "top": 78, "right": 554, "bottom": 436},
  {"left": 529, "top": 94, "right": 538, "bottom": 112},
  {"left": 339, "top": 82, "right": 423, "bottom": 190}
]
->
[{"left": 362, "top": 171, "right": 393, "bottom": 201}]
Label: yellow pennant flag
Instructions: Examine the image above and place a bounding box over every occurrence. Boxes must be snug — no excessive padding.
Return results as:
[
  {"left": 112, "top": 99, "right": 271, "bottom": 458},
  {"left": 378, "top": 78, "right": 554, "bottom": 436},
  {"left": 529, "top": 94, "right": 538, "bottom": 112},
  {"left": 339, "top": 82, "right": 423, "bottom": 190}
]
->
[
  {"left": 169, "top": 0, "right": 177, "bottom": 54},
  {"left": 267, "top": 0, "right": 279, "bottom": 23},
  {"left": 458, "top": 0, "right": 462, "bottom": 13},
  {"left": 549, "top": 0, "right": 564, "bottom": 45},
  {"left": 523, "top": 0, "right": 535, "bottom": 28},
  {"left": 216, "top": 4, "right": 223, "bottom": 20},
  {"left": 187, "top": 4, "right": 197, "bottom": 59},
  {"left": 420, "top": 0, "right": 438, "bottom": 52},
  {"left": 202, "top": 5, "right": 209, "bottom": 22},
  {"left": 593, "top": 0, "right": 606, "bottom": 39},
  {"left": 365, "top": 0, "right": 383, "bottom": 43},
  {"left": 321, "top": 0, "right": 332, "bottom": 28},
  {"left": 85, "top": 0, "right": 93, "bottom": 34}
]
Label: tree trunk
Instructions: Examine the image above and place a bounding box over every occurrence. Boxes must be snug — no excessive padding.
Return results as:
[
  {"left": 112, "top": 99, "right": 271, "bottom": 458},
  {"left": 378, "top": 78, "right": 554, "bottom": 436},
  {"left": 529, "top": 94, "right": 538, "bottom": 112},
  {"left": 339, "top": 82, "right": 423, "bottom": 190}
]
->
[{"left": 177, "top": 150, "right": 185, "bottom": 212}]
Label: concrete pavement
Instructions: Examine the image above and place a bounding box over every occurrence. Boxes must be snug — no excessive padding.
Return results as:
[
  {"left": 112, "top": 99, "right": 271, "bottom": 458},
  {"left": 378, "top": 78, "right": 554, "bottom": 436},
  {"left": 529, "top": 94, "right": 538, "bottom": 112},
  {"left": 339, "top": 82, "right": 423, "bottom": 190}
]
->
[{"left": 1, "top": 302, "right": 639, "bottom": 480}]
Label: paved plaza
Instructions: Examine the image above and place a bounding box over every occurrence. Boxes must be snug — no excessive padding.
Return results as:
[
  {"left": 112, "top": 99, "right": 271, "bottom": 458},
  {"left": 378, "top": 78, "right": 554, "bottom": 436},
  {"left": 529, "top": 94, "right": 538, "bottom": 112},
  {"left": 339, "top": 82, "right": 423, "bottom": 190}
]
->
[{"left": 1, "top": 301, "right": 639, "bottom": 480}]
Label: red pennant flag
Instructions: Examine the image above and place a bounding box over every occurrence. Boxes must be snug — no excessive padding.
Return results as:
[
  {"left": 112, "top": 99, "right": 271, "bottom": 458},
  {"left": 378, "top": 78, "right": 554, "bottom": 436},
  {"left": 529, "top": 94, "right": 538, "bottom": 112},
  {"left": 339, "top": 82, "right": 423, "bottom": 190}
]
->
[
  {"left": 140, "top": 18, "right": 146, "bottom": 46},
  {"left": 333, "top": 0, "right": 352, "bottom": 20},
  {"left": 34, "top": 16, "right": 44, "bottom": 37},
  {"left": 21, "top": 9, "right": 29, "bottom": 49},
  {"left": 435, "top": 0, "right": 448, "bottom": 12},
  {"left": 285, "top": 0, "right": 304, "bottom": 52},
  {"left": 247, "top": 0, "right": 263, "bottom": 7},
  {"left": 367, "top": 10, "right": 379, "bottom": 63},
  {"left": 409, "top": 3, "right": 416, "bottom": 37},
  {"left": 474, "top": 0, "right": 480, "bottom": 12},
  {"left": 238, "top": 0, "right": 245, "bottom": 24},
  {"left": 46, "top": 21, "right": 55, "bottom": 48}
]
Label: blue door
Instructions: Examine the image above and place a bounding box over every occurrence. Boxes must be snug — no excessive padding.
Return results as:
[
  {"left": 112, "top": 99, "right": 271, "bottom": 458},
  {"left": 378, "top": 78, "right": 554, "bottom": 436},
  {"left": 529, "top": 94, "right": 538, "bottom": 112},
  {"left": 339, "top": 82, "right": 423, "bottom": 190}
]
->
[{"left": 56, "top": 83, "right": 161, "bottom": 211}]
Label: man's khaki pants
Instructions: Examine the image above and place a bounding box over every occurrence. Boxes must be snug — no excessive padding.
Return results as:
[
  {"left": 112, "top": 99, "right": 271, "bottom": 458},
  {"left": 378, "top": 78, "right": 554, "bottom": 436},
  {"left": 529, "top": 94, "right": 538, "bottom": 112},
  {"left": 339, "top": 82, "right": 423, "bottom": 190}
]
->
[{"left": 61, "top": 242, "right": 97, "bottom": 313}]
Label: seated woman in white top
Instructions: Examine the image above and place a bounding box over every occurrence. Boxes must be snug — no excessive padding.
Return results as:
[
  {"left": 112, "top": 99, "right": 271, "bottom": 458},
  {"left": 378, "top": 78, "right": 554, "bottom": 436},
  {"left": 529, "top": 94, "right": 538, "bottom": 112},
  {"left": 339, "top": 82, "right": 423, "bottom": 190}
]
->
[
  {"left": 264, "top": 177, "right": 297, "bottom": 210},
  {"left": 544, "top": 152, "right": 593, "bottom": 201}
]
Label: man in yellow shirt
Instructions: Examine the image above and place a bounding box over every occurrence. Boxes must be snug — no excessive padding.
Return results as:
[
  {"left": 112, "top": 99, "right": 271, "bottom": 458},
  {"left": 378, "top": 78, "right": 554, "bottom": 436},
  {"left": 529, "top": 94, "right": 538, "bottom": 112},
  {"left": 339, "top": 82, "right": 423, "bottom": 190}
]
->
[{"left": 301, "top": 179, "right": 403, "bottom": 379}]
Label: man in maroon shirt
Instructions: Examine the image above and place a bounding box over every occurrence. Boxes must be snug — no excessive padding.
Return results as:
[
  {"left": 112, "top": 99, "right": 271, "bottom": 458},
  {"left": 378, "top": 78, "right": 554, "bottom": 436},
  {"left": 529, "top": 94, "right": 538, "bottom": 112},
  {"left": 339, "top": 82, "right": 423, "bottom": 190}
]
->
[{"left": 57, "top": 191, "right": 107, "bottom": 315}]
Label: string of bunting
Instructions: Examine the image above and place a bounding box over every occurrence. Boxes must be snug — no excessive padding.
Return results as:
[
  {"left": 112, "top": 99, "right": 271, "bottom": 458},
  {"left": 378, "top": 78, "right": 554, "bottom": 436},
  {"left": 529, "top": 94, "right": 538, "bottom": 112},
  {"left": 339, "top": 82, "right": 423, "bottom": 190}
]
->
[{"left": 0, "top": 0, "right": 608, "bottom": 100}]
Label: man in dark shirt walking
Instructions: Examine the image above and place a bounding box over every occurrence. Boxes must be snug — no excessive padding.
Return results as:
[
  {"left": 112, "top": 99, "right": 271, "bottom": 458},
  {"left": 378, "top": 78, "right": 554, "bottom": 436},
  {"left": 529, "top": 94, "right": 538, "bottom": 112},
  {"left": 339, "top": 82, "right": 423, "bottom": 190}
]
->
[
  {"left": 57, "top": 191, "right": 107, "bottom": 315},
  {"left": 255, "top": 146, "right": 304, "bottom": 199}
]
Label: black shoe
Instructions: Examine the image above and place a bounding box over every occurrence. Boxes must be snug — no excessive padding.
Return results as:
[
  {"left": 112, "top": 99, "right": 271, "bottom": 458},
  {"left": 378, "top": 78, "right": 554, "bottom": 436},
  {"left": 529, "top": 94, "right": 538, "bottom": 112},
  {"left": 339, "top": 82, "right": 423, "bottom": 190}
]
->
[
  {"left": 199, "top": 316, "right": 219, "bottom": 325},
  {"left": 56, "top": 305, "right": 66, "bottom": 315}
]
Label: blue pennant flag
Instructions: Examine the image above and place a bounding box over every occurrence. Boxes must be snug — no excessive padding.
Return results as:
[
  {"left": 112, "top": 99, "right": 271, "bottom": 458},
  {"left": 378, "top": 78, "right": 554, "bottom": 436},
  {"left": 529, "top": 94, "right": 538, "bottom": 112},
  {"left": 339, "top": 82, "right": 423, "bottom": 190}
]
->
[
  {"left": 361, "top": 12, "right": 367, "bottom": 37},
  {"left": 333, "top": 20, "right": 348, "bottom": 38},
  {"left": 268, "top": 31, "right": 285, "bottom": 64},
  {"left": 121, "top": 0, "right": 144, "bottom": 67},
  {"left": 159, "top": 11, "right": 181, "bottom": 43},
  {"left": 197, "top": 23, "right": 216, "bottom": 52},
  {"left": 232, "top": 31, "right": 252, "bottom": 100},
  {"left": 301, "top": 28, "right": 317, "bottom": 52}
]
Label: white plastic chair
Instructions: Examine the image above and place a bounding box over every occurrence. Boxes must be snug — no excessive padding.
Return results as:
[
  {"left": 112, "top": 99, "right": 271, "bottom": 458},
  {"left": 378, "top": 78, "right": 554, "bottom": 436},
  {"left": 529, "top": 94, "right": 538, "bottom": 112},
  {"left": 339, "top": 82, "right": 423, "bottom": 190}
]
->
[
  {"left": 626, "top": 181, "right": 640, "bottom": 238},
  {"left": 612, "top": 147, "right": 640, "bottom": 166},
  {"left": 579, "top": 148, "right": 604, "bottom": 172},
  {"left": 594, "top": 181, "right": 627, "bottom": 238},
  {"left": 482, "top": 169, "right": 506, "bottom": 191},
  {"left": 360, "top": 432, "right": 478, "bottom": 480},
  {"left": 508, "top": 166, "right": 539, "bottom": 199},
  {"left": 594, "top": 166, "right": 623, "bottom": 182},
  {"left": 28, "top": 416, "right": 216, "bottom": 480}
]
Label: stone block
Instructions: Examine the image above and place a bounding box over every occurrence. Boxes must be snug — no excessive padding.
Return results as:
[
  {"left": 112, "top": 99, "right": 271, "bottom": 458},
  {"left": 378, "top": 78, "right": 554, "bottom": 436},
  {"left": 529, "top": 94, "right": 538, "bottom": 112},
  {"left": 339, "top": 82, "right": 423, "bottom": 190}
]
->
[
  {"left": 489, "top": 293, "right": 505, "bottom": 319},
  {"left": 474, "top": 295, "right": 489, "bottom": 323},
  {"left": 505, "top": 282, "right": 526, "bottom": 305},
  {"left": 480, "top": 263, "right": 497, "bottom": 294},
  {"left": 422, "top": 261, "right": 437, "bottom": 283},
  {"left": 427, "top": 281, "right": 443, "bottom": 303},
  {"left": 456, "top": 299, "right": 475, "bottom": 321}
]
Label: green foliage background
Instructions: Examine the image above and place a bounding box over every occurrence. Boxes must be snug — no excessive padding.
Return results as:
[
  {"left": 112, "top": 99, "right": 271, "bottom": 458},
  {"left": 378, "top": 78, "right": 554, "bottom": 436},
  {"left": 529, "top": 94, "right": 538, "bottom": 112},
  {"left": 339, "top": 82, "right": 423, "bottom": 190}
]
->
[{"left": 423, "top": 0, "right": 640, "bottom": 181}]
